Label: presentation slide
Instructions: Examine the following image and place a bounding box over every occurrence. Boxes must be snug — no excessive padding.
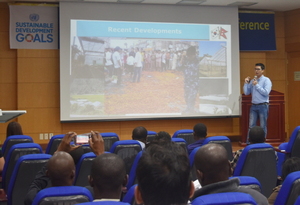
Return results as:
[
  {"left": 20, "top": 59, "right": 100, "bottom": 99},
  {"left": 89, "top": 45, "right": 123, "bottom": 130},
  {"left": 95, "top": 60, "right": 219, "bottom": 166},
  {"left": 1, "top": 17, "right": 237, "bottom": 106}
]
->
[{"left": 60, "top": 3, "right": 240, "bottom": 122}]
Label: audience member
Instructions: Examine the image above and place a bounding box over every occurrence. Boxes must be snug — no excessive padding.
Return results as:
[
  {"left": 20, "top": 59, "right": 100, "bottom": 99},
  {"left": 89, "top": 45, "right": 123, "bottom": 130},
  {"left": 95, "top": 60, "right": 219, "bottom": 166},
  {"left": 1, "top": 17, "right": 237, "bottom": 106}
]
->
[
  {"left": 0, "top": 121, "right": 24, "bottom": 174},
  {"left": 149, "top": 131, "right": 172, "bottom": 147},
  {"left": 25, "top": 151, "right": 76, "bottom": 205},
  {"left": 135, "top": 143, "right": 194, "bottom": 205},
  {"left": 6, "top": 121, "right": 23, "bottom": 138},
  {"left": 132, "top": 126, "right": 148, "bottom": 149},
  {"left": 268, "top": 157, "right": 300, "bottom": 205},
  {"left": 230, "top": 126, "right": 266, "bottom": 170},
  {"left": 46, "top": 151, "right": 76, "bottom": 186},
  {"left": 24, "top": 131, "right": 104, "bottom": 205},
  {"left": 192, "top": 143, "right": 268, "bottom": 205},
  {"left": 187, "top": 123, "right": 207, "bottom": 154},
  {"left": 89, "top": 153, "right": 128, "bottom": 201}
]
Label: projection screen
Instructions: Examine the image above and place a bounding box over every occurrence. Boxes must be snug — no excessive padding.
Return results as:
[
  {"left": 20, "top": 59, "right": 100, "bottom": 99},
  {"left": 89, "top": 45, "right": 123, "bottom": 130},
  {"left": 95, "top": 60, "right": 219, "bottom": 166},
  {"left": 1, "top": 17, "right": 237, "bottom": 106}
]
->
[{"left": 60, "top": 2, "right": 240, "bottom": 122}]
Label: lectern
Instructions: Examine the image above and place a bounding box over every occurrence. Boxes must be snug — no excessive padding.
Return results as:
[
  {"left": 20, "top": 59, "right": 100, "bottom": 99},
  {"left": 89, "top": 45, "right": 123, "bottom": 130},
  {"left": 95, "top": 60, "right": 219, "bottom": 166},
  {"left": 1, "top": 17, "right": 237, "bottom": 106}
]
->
[
  {"left": 239, "top": 90, "right": 285, "bottom": 146},
  {"left": 0, "top": 110, "right": 27, "bottom": 123}
]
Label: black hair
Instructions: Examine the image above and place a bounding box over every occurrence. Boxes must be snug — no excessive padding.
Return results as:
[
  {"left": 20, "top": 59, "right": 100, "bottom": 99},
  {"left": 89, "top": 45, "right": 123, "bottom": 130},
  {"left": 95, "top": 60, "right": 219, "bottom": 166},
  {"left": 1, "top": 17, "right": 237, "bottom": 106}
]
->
[
  {"left": 281, "top": 157, "right": 300, "bottom": 181},
  {"left": 150, "top": 131, "right": 172, "bottom": 147},
  {"left": 136, "top": 143, "right": 191, "bottom": 205},
  {"left": 6, "top": 121, "right": 23, "bottom": 138},
  {"left": 193, "top": 123, "right": 207, "bottom": 139},
  {"left": 249, "top": 126, "right": 265, "bottom": 144},
  {"left": 90, "top": 153, "right": 126, "bottom": 192},
  {"left": 132, "top": 126, "right": 148, "bottom": 142},
  {"left": 255, "top": 63, "right": 265, "bottom": 70}
]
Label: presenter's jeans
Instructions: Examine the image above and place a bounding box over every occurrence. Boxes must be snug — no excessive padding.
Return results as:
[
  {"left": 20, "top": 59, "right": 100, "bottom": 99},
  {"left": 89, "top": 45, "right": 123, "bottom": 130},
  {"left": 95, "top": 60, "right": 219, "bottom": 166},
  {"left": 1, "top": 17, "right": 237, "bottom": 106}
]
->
[{"left": 247, "top": 103, "right": 269, "bottom": 143}]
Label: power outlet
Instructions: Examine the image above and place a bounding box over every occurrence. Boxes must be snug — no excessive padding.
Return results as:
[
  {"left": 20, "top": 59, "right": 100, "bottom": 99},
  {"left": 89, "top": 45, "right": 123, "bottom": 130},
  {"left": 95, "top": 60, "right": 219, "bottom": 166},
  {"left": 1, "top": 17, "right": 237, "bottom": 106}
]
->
[
  {"left": 39, "top": 133, "right": 43, "bottom": 140},
  {"left": 49, "top": 133, "right": 53, "bottom": 139},
  {"left": 44, "top": 133, "right": 49, "bottom": 140}
]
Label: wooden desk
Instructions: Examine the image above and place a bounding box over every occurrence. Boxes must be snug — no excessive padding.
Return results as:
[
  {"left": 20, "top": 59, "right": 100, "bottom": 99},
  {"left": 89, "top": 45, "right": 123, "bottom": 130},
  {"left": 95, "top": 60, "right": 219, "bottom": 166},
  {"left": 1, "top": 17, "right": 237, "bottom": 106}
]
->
[{"left": 239, "top": 90, "right": 286, "bottom": 146}]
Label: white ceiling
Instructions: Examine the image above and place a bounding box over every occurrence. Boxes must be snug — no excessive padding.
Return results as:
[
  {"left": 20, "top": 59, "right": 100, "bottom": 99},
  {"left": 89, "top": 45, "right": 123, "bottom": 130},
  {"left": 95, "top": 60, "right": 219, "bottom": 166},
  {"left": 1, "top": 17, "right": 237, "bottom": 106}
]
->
[{"left": 1, "top": 0, "right": 300, "bottom": 12}]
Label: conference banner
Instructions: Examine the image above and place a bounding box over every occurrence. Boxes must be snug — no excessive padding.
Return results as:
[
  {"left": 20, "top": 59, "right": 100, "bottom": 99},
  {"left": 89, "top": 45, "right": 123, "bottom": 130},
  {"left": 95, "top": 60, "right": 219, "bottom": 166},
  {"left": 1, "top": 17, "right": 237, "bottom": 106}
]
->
[
  {"left": 9, "top": 4, "right": 58, "bottom": 49},
  {"left": 239, "top": 10, "right": 276, "bottom": 51}
]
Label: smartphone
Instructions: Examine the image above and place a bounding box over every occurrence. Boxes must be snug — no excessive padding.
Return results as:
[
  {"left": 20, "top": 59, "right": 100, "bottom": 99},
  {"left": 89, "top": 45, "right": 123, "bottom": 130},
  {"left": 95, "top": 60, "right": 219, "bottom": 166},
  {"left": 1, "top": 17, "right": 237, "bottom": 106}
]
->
[{"left": 76, "top": 133, "right": 90, "bottom": 144}]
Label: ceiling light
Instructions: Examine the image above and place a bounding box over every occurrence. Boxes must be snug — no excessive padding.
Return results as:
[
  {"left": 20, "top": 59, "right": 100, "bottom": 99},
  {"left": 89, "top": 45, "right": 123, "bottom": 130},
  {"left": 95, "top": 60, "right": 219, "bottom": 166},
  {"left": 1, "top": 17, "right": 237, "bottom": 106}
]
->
[
  {"left": 118, "top": 0, "right": 144, "bottom": 3},
  {"left": 177, "top": 0, "right": 206, "bottom": 5},
  {"left": 227, "top": 1, "right": 258, "bottom": 7}
]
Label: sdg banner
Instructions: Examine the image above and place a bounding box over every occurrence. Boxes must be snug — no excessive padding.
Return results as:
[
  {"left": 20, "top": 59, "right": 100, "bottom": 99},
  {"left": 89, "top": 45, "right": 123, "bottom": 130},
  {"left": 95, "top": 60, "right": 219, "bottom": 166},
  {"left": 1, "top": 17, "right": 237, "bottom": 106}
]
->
[
  {"left": 239, "top": 10, "right": 276, "bottom": 51},
  {"left": 9, "top": 4, "right": 58, "bottom": 49}
]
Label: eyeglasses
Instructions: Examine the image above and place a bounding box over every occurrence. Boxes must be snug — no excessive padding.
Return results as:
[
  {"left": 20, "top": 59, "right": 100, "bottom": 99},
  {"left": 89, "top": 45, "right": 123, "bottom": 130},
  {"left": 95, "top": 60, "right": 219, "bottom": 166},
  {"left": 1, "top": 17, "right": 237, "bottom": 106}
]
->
[{"left": 254, "top": 68, "right": 262, "bottom": 71}]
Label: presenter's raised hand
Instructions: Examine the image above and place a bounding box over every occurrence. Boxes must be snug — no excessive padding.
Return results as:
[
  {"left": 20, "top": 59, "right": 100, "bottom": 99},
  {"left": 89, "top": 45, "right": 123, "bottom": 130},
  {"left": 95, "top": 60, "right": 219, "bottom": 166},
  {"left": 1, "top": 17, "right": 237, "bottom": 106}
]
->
[{"left": 245, "top": 76, "right": 251, "bottom": 84}]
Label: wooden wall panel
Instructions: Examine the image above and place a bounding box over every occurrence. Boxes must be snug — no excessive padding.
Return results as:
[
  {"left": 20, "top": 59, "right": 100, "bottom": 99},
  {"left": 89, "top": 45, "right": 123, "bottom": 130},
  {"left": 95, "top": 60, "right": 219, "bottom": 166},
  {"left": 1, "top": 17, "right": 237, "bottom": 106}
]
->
[
  {"left": 266, "top": 59, "right": 286, "bottom": 81},
  {"left": 0, "top": 3, "right": 17, "bottom": 143},
  {"left": 60, "top": 118, "right": 240, "bottom": 141},
  {"left": 18, "top": 49, "right": 59, "bottom": 58},
  {"left": 285, "top": 9, "right": 300, "bottom": 44},
  {"left": 0, "top": 84, "right": 17, "bottom": 109},
  {"left": 266, "top": 38, "right": 286, "bottom": 59},
  {"left": 17, "top": 58, "right": 59, "bottom": 83},
  {"left": 0, "top": 3, "right": 9, "bottom": 32},
  {"left": 285, "top": 9, "right": 300, "bottom": 137},
  {"left": 232, "top": 118, "right": 240, "bottom": 134},
  {"left": 269, "top": 13, "right": 288, "bottom": 138},
  {"left": 286, "top": 54, "right": 300, "bottom": 134},
  {"left": 270, "top": 81, "right": 287, "bottom": 94},
  {"left": 17, "top": 108, "right": 61, "bottom": 144},
  {"left": 61, "top": 121, "right": 122, "bottom": 138},
  {"left": 18, "top": 83, "right": 59, "bottom": 108},
  {"left": 274, "top": 12, "right": 285, "bottom": 38},
  {"left": 0, "top": 33, "right": 16, "bottom": 58},
  {"left": 239, "top": 52, "right": 266, "bottom": 59},
  {"left": 0, "top": 59, "right": 16, "bottom": 83},
  {"left": 286, "top": 42, "right": 300, "bottom": 53}
]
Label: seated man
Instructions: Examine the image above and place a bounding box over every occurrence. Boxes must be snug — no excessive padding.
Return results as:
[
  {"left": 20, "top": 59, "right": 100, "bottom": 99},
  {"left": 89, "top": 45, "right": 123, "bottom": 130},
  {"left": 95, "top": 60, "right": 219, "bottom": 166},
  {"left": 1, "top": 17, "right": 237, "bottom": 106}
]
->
[
  {"left": 132, "top": 126, "right": 148, "bottom": 149},
  {"left": 46, "top": 151, "right": 76, "bottom": 186},
  {"left": 192, "top": 143, "right": 268, "bottom": 205},
  {"left": 89, "top": 153, "right": 128, "bottom": 201},
  {"left": 187, "top": 123, "right": 207, "bottom": 154},
  {"left": 24, "top": 130, "right": 104, "bottom": 205},
  {"left": 135, "top": 143, "right": 194, "bottom": 205},
  {"left": 231, "top": 126, "right": 272, "bottom": 170},
  {"left": 24, "top": 151, "right": 76, "bottom": 205}
]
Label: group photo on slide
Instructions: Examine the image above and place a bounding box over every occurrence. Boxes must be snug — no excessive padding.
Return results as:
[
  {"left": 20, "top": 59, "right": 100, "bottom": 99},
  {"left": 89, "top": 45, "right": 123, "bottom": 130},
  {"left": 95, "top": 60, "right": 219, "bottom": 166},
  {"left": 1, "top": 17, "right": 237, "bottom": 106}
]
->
[
  {"left": 63, "top": 20, "right": 237, "bottom": 120},
  {"left": 70, "top": 38, "right": 230, "bottom": 117}
]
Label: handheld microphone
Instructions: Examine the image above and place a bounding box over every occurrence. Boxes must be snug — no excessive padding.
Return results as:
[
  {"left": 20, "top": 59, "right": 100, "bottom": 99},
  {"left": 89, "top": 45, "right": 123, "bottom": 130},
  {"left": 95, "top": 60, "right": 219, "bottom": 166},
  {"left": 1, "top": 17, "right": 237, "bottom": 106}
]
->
[{"left": 254, "top": 75, "right": 257, "bottom": 80}]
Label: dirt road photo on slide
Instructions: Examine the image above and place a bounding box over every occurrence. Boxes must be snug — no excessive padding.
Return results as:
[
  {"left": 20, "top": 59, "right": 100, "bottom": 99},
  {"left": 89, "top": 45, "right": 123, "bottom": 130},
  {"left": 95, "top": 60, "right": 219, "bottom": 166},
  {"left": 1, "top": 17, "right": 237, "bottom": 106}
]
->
[{"left": 105, "top": 70, "right": 196, "bottom": 115}]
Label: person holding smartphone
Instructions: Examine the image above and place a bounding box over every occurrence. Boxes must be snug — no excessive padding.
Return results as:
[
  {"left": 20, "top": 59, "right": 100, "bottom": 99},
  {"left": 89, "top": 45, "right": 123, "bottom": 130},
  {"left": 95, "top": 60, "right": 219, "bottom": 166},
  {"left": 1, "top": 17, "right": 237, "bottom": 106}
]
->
[
  {"left": 56, "top": 131, "right": 105, "bottom": 156},
  {"left": 24, "top": 131, "right": 105, "bottom": 205}
]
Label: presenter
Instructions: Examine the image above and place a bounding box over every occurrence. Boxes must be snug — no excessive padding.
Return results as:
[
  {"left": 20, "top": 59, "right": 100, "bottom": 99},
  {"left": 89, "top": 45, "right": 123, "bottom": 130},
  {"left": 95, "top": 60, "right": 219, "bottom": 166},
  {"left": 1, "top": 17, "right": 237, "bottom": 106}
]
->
[{"left": 243, "top": 63, "right": 272, "bottom": 142}]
